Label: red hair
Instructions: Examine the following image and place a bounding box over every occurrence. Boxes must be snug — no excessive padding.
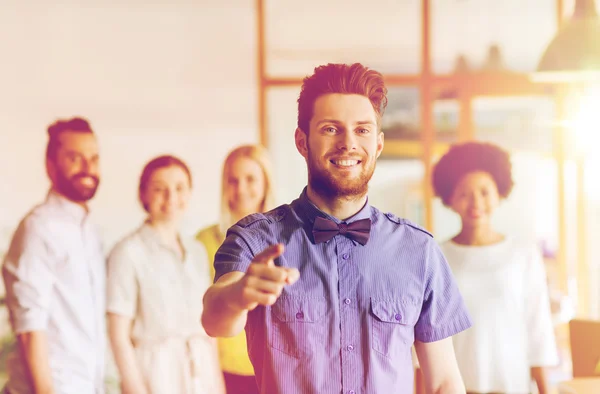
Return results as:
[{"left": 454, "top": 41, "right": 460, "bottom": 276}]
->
[{"left": 297, "top": 63, "right": 388, "bottom": 133}]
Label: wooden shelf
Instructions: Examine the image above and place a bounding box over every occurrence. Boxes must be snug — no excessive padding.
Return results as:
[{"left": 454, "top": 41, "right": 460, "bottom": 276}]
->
[
  {"left": 263, "top": 72, "right": 555, "bottom": 98},
  {"left": 380, "top": 140, "right": 450, "bottom": 159}
]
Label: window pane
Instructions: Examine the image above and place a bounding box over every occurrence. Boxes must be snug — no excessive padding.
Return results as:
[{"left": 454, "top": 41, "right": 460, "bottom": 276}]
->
[
  {"left": 382, "top": 87, "right": 421, "bottom": 141},
  {"left": 381, "top": 88, "right": 459, "bottom": 158},
  {"left": 432, "top": 0, "right": 557, "bottom": 74},
  {"left": 473, "top": 96, "right": 555, "bottom": 154},
  {"left": 266, "top": 87, "right": 307, "bottom": 203},
  {"left": 370, "top": 159, "right": 426, "bottom": 227},
  {"left": 265, "top": 0, "right": 421, "bottom": 77},
  {"left": 434, "top": 98, "right": 460, "bottom": 144}
]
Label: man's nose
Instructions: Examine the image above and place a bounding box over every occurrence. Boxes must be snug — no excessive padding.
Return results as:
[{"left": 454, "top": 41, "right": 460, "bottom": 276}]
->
[{"left": 336, "top": 130, "right": 358, "bottom": 151}]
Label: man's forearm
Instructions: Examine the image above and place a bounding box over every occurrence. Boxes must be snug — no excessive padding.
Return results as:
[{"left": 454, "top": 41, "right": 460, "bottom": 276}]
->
[
  {"left": 17, "top": 331, "right": 55, "bottom": 394},
  {"left": 203, "top": 254, "right": 295, "bottom": 337},
  {"left": 202, "top": 279, "right": 248, "bottom": 337}
]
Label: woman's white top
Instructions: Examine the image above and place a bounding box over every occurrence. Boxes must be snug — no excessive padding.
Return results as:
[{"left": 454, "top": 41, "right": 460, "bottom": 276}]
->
[
  {"left": 441, "top": 236, "right": 558, "bottom": 393},
  {"left": 107, "top": 223, "right": 225, "bottom": 394}
]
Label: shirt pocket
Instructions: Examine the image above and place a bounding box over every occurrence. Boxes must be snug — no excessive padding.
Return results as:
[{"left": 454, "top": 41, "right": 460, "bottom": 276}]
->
[
  {"left": 269, "top": 296, "right": 328, "bottom": 359},
  {"left": 371, "top": 298, "right": 419, "bottom": 358}
]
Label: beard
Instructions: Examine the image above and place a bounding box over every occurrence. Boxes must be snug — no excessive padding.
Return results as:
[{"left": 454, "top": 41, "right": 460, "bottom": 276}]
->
[
  {"left": 55, "top": 171, "right": 100, "bottom": 203},
  {"left": 307, "top": 147, "right": 376, "bottom": 200}
]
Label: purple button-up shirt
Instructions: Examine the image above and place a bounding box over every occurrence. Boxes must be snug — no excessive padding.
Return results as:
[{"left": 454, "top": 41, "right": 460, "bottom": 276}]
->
[{"left": 215, "top": 190, "right": 472, "bottom": 394}]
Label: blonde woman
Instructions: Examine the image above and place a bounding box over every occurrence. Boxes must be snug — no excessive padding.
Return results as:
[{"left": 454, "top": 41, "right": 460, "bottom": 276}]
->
[
  {"left": 107, "top": 155, "right": 224, "bottom": 394},
  {"left": 197, "top": 145, "right": 274, "bottom": 394}
]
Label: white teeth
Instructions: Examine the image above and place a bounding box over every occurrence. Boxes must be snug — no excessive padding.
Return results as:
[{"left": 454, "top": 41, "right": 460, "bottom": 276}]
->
[
  {"left": 78, "top": 177, "right": 95, "bottom": 186},
  {"left": 334, "top": 160, "right": 358, "bottom": 167}
]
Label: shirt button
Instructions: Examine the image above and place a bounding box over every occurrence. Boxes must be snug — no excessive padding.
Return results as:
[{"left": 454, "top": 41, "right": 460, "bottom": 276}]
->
[
  {"left": 296, "top": 312, "right": 304, "bottom": 319},
  {"left": 394, "top": 313, "right": 402, "bottom": 321},
  {"left": 342, "top": 253, "right": 349, "bottom": 260},
  {"left": 344, "top": 298, "right": 351, "bottom": 305},
  {"left": 349, "top": 391, "right": 356, "bottom": 394},
  {"left": 347, "top": 345, "right": 354, "bottom": 351}
]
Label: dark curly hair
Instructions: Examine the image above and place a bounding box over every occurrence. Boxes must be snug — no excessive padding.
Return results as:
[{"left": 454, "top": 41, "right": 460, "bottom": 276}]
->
[{"left": 432, "top": 141, "right": 514, "bottom": 206}]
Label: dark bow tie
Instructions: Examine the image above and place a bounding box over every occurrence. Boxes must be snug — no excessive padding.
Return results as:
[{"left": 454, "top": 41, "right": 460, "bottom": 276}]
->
[{"left": 312, "top": 216, "right": 371, "bottom": 245}]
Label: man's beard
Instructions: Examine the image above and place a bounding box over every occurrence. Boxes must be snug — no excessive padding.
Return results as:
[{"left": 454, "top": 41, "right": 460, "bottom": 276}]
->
[
  {"left": 307, "top": 148, "right": 375, "bottom": 201},
  {"left": 55, "top": 171, "right": 100, "bottom": 203}
]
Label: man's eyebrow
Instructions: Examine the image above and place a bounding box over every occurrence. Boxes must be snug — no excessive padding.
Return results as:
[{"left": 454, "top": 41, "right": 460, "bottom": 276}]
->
[
  {"left": 316, "top": 119, "right": 376, "bottom": 126},
  {"left": 316, "top": 119, "right": 342, "bottom": 126}
]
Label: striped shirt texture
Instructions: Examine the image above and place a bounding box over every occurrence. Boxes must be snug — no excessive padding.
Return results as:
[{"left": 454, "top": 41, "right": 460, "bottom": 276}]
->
[{"left": 214, "top": 189, "right": 472, "bottom": 394}]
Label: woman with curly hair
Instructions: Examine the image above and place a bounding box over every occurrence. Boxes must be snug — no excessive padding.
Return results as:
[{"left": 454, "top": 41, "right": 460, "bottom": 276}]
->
[{"left": 432, "top": 141, "right": 558, "bottom": 394}]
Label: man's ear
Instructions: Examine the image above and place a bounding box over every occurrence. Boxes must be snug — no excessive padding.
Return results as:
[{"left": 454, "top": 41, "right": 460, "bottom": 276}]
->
[
  {"left": 46, "top": 157, "right": 57, "bottom": 183},
  {"left": 295, "top": 128, "right": 308, "bottom": 159},
  {"left": 375, "top": 131, "right": 385, "bottom": 159}
]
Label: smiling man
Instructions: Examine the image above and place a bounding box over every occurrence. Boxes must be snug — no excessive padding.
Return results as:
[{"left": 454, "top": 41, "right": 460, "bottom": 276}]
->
[
  {"left": 202, "top": 63, "right": 472, "bottom": 394},
  {"left": 2, "top": 117, "right": 106, "bottom": 394}
]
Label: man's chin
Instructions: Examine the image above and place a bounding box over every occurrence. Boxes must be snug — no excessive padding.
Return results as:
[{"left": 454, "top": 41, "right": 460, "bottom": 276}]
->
[
  {"left": 72, "top": 195, "right": 96, "bottom": 203},
  {"left": 331, "top": 176, "right": 368, "bottom": 193},
  {"left": 336, "top": 188, "right": 368, "bottom": 199},
  {"left": 66, "top": 188, "right": 98, "bottom": 203},
  {"left": 313, "top": 180, "right": 368, "bottom": 199}
]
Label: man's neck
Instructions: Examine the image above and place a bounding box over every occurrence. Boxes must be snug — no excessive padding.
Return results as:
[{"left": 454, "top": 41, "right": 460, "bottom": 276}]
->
[
  {"left": 50, "top": 188, "right": 89, "bottom": 212},
  {"left": 306, "top": 186, "right": 367, "bottom": 221}
]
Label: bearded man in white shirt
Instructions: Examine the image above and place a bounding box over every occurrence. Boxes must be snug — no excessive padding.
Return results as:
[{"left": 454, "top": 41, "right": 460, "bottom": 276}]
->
[{"left": 2, "top": 117, "right": 106, "bottom": 394}]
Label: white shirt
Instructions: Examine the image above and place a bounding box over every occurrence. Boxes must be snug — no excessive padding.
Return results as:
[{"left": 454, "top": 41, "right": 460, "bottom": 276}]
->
[
  {"left": 441, "top": 236, "right": 559, "bottom": 393},
  {"left": 2, "top": 191, "right": 106, "bottom": 394},
  {"left": 106, "top": 223, "right": 224, "bottom": 394}
]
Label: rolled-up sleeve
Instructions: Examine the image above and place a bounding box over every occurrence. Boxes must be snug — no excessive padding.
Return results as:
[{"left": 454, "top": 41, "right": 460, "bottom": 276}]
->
[
  {"left": 106, "top": 242, "right": 138, "bottom": 319},
  {"left": 414, "top": 238, "right": 473, "bottom": 342},
  {"left": 2, "top": 221, "right": 56, "bottom": 333}
]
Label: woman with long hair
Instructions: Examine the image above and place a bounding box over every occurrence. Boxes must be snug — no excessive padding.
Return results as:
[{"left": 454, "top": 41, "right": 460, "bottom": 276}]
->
[{"left": 197, "top": 145, "right": 275, "bottom": 394}]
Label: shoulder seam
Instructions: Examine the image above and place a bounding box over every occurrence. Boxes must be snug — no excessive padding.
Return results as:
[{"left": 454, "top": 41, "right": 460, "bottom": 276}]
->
[
  {"left": 236, "top": 213, "right": 271, "bottom": 229},
  {"left": 383, "top": 212, "right": 433, "bottom": 238}
]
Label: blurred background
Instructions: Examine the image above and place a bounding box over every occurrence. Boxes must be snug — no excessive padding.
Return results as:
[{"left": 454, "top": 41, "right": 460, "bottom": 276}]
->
[{"left": 1, "top": 0, "right": 599, "bottom": 392}]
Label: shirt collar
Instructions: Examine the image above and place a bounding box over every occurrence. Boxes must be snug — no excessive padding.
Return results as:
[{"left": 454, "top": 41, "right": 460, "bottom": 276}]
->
[
  {"left": 294, "top": 187, "right": 372, "bottom": 225},
  {"left": 46, "top": 189, "right": 90, "bottom": 225},
  {"left": 138, "top": 221, "right": 189, "bottom": 261}
]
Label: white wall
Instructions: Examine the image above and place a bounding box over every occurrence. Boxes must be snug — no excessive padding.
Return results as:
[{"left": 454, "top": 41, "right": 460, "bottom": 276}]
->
[{"left": 0, "top": 1, "right": 258, "bottom": 250}]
